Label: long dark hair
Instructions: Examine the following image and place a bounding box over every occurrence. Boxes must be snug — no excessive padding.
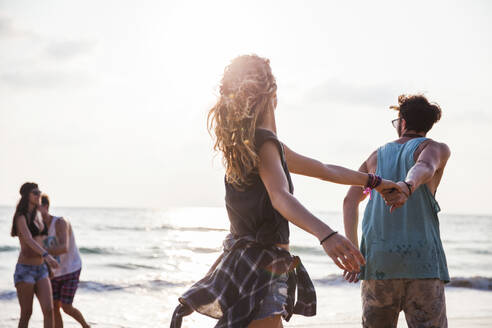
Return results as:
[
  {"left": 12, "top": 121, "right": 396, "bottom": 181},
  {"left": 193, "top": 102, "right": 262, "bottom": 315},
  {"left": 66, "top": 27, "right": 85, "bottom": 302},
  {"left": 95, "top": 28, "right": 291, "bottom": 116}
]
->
[{"left": 11, "top": 182, "right": 38, "bottom": 237}]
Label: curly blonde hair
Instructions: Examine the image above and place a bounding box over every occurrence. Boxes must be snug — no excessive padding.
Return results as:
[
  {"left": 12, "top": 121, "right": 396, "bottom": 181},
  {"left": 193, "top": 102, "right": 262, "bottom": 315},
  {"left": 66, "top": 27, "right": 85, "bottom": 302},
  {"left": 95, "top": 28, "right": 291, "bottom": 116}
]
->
[{"left": 208, "top": 54, "right": 277, "bottom": 189}]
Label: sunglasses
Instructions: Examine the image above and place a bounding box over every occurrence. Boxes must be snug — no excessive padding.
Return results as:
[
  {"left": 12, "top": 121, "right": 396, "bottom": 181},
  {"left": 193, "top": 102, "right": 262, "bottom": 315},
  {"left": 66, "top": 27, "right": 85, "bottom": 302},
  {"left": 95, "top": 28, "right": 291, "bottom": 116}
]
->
[
  {"left": 31, "top": 190, "right": 41, "bottom": 196},
  {"left": 391, "top": 118, "right": 400, "bottom": 129}
]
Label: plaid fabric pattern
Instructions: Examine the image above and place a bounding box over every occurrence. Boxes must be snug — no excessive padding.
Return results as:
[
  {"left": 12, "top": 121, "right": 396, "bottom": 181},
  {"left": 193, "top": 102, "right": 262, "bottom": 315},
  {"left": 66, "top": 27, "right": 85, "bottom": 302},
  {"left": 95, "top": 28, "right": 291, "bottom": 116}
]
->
[
  {"left": 170, "top": 236, "right": 316, "bottom": 328},
  {"left": 51, "top": 269, "right": 81, "bottom": 304}
]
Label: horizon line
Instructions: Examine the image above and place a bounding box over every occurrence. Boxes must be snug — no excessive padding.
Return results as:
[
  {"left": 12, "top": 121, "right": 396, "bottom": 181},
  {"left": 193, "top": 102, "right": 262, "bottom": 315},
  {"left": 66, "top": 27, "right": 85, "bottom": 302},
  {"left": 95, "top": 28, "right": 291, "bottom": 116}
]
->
[{"left": 0, "top": 204, "right": 490, "bottom": 218}]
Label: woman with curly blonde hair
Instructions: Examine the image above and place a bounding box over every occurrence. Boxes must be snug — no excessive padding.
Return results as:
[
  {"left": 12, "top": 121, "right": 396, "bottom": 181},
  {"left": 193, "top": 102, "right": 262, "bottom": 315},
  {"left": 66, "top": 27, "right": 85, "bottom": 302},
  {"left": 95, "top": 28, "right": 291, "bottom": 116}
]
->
[{"left": 171, "top": 54, "right": 400, "bottom": 328}]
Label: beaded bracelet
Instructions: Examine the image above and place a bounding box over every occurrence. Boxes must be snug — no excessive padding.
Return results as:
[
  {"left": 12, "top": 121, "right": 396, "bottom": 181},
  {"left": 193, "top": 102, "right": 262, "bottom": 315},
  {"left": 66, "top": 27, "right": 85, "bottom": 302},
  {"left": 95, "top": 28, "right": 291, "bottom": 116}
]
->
[
  {"left": 363, "top": 173, "right": 382, "bottom": 199},
  {"left": 365, "top": 173, "right": 382, "bottom": 189}
]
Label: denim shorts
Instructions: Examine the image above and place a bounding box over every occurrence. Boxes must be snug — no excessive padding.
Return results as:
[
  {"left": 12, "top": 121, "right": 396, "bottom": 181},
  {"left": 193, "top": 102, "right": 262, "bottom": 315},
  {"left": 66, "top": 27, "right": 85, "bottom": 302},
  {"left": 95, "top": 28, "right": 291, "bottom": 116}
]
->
[
  {"left": 254, "top": 273, "right": 289, "bottom": 320},
  {"left": 14, "top": 263, "right": 49, "bottom": 285}
]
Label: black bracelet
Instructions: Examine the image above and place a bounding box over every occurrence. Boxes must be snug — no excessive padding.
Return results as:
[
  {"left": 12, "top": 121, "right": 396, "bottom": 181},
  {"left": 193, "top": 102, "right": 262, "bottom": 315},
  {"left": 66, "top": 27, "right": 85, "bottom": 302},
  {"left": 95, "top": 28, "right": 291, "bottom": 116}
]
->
[
  {"left": 320, "top": 231, "right": 338, "bottom": 245},
  {"left": 366, "top": 174, "right": 382, "bottom": 189},
  {"left": 373, "top": 175, "right": 382, "bottom": 188},
  {"left": 42, "top": 251, "right": 48, "bottom": 258},
  {"left": 403, "top": 181, "right": 413, "bottom": 196}
]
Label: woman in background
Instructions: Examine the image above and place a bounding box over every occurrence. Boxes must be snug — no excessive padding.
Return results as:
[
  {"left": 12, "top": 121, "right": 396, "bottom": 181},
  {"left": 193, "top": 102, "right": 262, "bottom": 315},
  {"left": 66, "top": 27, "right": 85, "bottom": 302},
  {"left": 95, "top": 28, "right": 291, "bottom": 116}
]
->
[
  {"left": 171, "top": 55, "right": 400, "bottom": 328},
  {"left": 11, "top": 182, "right": 59, "bottom": 328}
]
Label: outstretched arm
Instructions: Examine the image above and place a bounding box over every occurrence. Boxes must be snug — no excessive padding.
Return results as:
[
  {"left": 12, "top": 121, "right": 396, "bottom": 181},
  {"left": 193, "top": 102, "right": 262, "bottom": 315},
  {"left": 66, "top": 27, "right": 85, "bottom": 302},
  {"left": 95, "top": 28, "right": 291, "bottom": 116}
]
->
[
  {"left": 259, "top": 141, "right": 365, "bottom": 273},
  {"left": 283, "top": 143, "right": 400, "bottom": 193},
  {"left": 406, "top": 141, "right": 451, "bottom": 192},
  {"left": 284, "top": 144, "right": 370, "bottom": 185},
  {"left": 384, "top": 141, "right": 451, "bottom": 210}
]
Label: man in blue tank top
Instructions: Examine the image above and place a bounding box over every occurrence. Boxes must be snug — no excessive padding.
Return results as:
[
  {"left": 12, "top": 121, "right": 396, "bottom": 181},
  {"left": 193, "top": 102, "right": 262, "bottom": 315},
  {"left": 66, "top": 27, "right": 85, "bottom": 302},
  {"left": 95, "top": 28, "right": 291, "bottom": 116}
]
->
[{"left": 343, "top": 94, "right": 451, "bottom": 328}]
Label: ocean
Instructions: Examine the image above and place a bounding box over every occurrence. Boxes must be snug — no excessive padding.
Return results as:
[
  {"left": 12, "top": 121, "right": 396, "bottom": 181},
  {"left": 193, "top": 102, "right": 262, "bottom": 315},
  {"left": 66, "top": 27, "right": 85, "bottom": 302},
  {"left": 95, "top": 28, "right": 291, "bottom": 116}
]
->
[{"left": 0, "top": 206, "right": 491, "bottom": 327}]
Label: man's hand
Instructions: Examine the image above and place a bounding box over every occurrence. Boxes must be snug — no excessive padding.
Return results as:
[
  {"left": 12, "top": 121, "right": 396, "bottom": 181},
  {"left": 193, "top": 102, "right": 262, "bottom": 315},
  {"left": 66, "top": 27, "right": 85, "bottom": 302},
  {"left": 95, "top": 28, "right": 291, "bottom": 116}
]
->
[
  {"left": 381, "top": 181, "right": 410, "bottom": 212},
  {"left": 45, "top": 254, "right": 59, "bottom": 270},
  {"left": 375, "top": 179, "right": 403, "bottom": 194}
]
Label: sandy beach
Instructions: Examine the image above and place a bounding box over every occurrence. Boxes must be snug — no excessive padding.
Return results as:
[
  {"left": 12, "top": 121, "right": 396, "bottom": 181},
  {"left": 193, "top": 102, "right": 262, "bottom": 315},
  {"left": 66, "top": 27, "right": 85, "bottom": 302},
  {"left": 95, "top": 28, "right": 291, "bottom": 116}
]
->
[{"left": 1, "top": 284, "right": 492, "bottom": 327}]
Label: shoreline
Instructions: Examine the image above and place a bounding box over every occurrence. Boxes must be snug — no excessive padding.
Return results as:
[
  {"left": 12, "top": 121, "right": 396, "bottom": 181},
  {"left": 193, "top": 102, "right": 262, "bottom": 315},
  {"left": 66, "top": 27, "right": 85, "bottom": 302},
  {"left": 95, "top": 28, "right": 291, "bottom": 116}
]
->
[{"left": 1, "top": 285, "right": 491, "bottom": 328}]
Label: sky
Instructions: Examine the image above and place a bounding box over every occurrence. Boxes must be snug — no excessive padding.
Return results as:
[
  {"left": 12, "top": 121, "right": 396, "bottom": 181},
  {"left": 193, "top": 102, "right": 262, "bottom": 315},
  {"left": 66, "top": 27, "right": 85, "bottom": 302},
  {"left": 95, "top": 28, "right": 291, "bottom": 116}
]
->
[{"left": 1, "top": 0, "right": 491, "bottom": 215}]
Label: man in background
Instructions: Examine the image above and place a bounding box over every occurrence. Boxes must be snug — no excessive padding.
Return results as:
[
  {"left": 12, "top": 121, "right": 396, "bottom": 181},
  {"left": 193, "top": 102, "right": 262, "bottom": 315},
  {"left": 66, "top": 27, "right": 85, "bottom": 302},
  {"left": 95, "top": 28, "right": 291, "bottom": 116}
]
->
[
  {"left": 343, "top": 94, "right": 451, "bottom": 327},
  {"left": 39, "top": 194, "right": 90, "bottom": 328}
]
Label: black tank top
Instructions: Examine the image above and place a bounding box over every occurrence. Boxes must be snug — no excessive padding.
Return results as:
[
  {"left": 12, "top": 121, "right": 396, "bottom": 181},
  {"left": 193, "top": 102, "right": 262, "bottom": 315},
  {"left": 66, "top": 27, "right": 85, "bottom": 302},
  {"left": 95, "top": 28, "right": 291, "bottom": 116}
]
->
[{"left": 225, "top": 128, "right": 293, "bottom": 244}]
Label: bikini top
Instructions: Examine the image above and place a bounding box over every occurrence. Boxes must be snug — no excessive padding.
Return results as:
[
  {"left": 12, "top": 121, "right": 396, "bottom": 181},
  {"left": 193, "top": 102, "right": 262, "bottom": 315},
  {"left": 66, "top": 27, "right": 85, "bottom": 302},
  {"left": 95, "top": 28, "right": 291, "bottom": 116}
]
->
[{"left": 25, "top": 211, "right": 48, "bottom": 237}]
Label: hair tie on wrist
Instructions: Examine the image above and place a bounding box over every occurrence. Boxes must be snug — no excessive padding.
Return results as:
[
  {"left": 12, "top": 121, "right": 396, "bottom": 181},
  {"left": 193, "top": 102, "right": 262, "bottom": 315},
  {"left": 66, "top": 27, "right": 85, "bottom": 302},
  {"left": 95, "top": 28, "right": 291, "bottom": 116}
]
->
[
  {"left": 42, "top": 252, "right": 48, "bottom": 258},
  {"left": 320, "top": 231, "right": 338, "bottom": 245},
  {"left": 403, "top": 181, "right": 413, "bottom": 196}
]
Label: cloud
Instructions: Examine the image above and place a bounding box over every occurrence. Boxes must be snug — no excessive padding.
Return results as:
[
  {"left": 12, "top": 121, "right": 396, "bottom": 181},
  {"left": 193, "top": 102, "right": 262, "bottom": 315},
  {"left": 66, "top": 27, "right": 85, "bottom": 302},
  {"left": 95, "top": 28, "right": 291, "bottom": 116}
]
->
[
  {"left": 45, "top": 40, "right": 96, "bottom": 60},
  {"left": 304, "top": 79, "right": 402, "bottom": 108},
  {"left": 0, "top": 15, "right": 39, "bottom": 40},
  {"left": 448, "top": 109, "right": 492, "bottom": 126},
  {"left": 0, "top": 69, "right": 92, "bottom": 88},
  {"left": 0, "top": 16, "right": 96, "bottom": 88},
  {"left": 1, "top": 15, "right": 95, "bottom": 61},
  {"left": 0, "top": 15, "right": 18, "bottom": 36}
]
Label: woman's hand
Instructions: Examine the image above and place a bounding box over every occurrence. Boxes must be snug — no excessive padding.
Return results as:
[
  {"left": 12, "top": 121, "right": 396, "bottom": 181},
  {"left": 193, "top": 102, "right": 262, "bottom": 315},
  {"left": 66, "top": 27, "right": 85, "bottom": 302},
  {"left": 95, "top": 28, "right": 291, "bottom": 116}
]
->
[
  {"left": 45, "top": 255, "right": 59, "bottom": 270},
  {"left": 343, "top": 270, "right": 360, "bottom": 283},
  {"left": 47, "top": 264, "right": 55, "bottom": 279},
  {"left": 321, "top": 233, "right": 365, "bottom": 273},
  {"left": 375, "top": 179, "right": 402, "bottom": 194}
]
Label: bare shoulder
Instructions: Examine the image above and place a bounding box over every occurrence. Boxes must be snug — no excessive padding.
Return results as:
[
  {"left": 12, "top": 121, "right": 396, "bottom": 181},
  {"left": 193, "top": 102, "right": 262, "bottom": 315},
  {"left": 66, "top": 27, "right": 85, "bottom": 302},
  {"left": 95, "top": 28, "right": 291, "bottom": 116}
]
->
[
  {"left": 55, "top": 217, "right": 68, "bottom": 229},
  {"left": 423, "top": 139, "right": 451, "bottom": 157},
  {"left": 14, "top": 215, "right": 29, "bottom": 236},
  {"left": 16, "top": 214, "right": 26, "bottom": 220},
  {"left": 258, "top": 139, "right": 281, "bottom": 159},
  {"left": 437, "top": 141, "right": 451, "bottom": 158},
  {"left": 15, "top": 214, "right": 26, "bottom": 224},
  {"left": 414, "top": 139, "right": 451, "bottom": 167}
]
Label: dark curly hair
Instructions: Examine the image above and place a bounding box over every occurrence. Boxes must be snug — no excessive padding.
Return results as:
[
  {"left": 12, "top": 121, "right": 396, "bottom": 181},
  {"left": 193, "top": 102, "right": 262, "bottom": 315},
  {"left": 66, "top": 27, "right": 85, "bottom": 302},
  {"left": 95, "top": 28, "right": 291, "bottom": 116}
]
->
[{"left": 391, "top": 94, "right": 442, "bottom": 132}]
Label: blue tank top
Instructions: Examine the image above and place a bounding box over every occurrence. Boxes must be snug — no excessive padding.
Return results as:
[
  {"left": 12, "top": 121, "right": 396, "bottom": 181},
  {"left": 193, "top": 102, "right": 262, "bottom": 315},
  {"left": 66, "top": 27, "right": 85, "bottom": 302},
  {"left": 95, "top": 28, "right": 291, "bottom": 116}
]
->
[{"left": 360, "top": 138, "right": 450, "bottom": 282}]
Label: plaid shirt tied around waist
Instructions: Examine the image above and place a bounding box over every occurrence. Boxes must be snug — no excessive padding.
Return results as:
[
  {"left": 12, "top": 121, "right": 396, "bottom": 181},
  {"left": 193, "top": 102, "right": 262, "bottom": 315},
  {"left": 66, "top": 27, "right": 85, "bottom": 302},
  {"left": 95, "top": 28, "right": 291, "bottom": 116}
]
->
[{"left": 170, "top": 234, "right": 317, "bottom": 328}]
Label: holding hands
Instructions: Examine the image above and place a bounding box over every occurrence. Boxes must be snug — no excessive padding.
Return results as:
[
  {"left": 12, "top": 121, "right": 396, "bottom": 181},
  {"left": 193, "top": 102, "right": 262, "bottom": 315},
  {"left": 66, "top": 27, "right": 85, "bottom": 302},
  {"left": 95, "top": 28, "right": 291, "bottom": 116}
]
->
[
  {"left": 380, "top": 181, "right": 412, "bottom": 212},
  {"left": 366, "top": 174, "right": 412, "bottom": 212}
]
